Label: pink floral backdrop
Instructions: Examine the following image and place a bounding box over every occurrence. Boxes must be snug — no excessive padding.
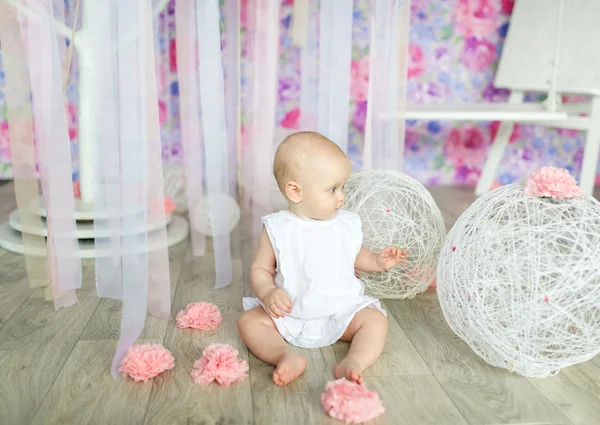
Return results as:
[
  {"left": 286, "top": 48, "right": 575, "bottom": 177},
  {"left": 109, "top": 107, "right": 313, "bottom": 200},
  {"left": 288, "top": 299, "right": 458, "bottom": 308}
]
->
[{"left": 0, "top": 0, "right": 596, "bottom": 186}]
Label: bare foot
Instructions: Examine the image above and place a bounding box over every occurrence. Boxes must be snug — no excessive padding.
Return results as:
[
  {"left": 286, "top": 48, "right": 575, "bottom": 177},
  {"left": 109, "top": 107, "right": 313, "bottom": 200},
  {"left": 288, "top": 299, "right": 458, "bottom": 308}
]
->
[
  {"left": 334, "top": 358, "right": 364, "bottom": 384},
  {"left": 272, "top": 352, "right": 308, "bottom": 386}
]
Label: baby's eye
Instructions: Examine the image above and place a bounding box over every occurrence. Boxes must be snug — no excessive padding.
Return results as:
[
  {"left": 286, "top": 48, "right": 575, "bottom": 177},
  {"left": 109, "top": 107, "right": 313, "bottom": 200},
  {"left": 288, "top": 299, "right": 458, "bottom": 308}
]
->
[{"left": 330, "top": 187, "right": 337, "bottom": 193}]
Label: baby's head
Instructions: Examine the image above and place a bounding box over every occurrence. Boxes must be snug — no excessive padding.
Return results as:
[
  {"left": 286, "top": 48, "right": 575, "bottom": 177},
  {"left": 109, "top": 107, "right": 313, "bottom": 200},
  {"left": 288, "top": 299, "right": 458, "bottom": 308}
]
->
[{"left": 273, "top": 131, "right": 351, "bottom": 220}]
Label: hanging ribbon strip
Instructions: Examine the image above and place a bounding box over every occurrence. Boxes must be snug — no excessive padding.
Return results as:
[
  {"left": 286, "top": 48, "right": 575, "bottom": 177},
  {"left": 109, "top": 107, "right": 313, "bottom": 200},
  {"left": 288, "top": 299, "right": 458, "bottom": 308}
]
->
[
  {"left": 93, "top": 0, "right": 171, "bottom": 377},
  {"left": 317, "top": 0, "right": 353, "bottom": 153},
  {"left": 175, "top": 0, "right": 206, "bottom": 257},
  {"left": 224, "top": 0, "right": 240, "bottom": 197},
  {"left": 299, "top": 0, "right": 318, "bottom": 131},
  {"left": 23, "top": 0, "right": 81, "bottom": 308},
  {"left": 291, "top": 0, "right": 308, "bottom": 47},
  {"left": 365, "top": 0, "right": 408, "bottom": 171},
  {"left": 0, "top": 2, "right": 47, "bottom": 288},
  {"left": 245, "top": 0, "right": 280, "bottom": 246},
  {"left": 143, "top": 0, "right": 171, "bottom": 321},
  {"left": 196, "top": 0, "right": 233, "bottom": 289}
]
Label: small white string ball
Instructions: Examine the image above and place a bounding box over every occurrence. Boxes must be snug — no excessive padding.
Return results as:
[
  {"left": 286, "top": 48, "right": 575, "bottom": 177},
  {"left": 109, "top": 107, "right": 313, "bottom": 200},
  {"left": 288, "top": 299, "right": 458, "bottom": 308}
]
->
[
  {"left": 344, "top": 169, "right": 446, "bottom": 299},
  {"left": 437, "top": 167, "right": 600, "bottom": 378},
  {"left": 191, "top": 194, "right": 241, "bottom": 236}
]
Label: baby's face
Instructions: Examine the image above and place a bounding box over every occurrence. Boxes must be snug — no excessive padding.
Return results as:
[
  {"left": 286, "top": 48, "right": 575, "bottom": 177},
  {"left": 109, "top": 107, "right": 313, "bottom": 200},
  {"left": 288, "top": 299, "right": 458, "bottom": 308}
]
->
[{"left": 299, "top": 155, "right": 351, "bottom": 220}]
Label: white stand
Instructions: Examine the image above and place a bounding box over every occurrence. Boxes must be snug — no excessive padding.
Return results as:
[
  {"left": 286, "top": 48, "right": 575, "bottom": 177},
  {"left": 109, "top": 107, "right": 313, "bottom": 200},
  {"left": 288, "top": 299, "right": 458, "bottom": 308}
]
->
[
  {"left": 0, "top": 0, "right": 189, "bottom": 257},
  {"left": 0, "top": 196, "right": 189, "bottom": 258},
  {"left": 391, "top": 0, "right": 600, "bottom": 196}
]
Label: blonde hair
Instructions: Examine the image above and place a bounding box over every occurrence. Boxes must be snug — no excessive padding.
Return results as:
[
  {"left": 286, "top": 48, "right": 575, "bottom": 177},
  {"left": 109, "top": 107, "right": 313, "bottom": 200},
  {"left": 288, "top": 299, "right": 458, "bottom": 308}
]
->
[{"left": 273, "top": 132, "right": 345, "bottom": 193}]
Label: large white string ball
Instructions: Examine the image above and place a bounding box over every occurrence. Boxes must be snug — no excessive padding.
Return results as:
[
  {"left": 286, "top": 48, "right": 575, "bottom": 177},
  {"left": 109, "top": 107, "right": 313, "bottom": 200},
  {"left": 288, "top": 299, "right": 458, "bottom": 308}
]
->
[
  {"left": 437, "top": 172, "right": 600, "bottom": 378},
  {"left": 344, "top": 169, "right": 446, "bottom": 299},
  {"left": 191, "top": 195, "right": 241, "bottom": 236}
]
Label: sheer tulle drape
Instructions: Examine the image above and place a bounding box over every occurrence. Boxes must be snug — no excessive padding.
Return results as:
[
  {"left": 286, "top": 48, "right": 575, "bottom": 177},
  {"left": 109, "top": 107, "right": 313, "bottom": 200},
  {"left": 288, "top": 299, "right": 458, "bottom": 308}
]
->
[
  {"left": 22, "top": 0, "right": 81, "bottom": 308},
  {"left": 316, "top": 0, "right": 353, "bottom": 153},
  {"left": 0, "top": 3, "right": 47, "bottom": 289},
  {"left": 83, "top": 0, "right": 171, "bottom": 376},
  {"left": 243, "top": 0, "right": 281, "bottom": 245},
  {"left": 364, "top": 0, "right": 410, "bottom": 171}
]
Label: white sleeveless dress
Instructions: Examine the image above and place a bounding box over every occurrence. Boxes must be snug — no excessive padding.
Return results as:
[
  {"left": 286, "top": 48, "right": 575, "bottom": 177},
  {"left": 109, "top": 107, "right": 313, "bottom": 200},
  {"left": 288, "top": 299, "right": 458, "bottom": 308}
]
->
[{"left": 242, "top": 209, "right": 386, "bottom": 348}]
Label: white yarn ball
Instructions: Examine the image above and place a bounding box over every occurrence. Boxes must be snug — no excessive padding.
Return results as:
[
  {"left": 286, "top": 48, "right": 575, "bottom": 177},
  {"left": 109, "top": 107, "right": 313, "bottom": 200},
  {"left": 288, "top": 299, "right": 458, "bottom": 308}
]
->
[
  {"left": 437, "top": 183, "right": 600, "bottom": 378},
  {"left": 344, "top": 169, "right": 446, "bottom": 299},
  {"left": 191, "top": 194, "right": 240, "bottom": 236}
]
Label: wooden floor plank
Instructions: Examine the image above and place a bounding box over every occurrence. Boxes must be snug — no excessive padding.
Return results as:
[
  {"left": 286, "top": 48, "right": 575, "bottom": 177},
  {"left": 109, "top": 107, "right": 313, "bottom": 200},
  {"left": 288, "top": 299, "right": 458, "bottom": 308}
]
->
[
  {"left": 527, "top": 361, "right": 600, "bottom": 425},
  {"left": 364, "top": 375, "right": 469, "bottom": 425},
  {"left": 143, "top": 247, "right": 253, "bottom": 425},
  {"left": 386, "top": 292, "right": 572, "bottom": 425},
  {"left": 250, "top": 348, "right": 338, "bottom": 425},
  {"left": 320, "top": 301, "right": 431, "bottom": 377},
  {"left": 79, "top": 240, "right": 188, "bottom": 341},
  {"left": 30, "top": 340, "right": 159, "bottom": 425},
  {"left": 0, "top": 263, "right": 98, "bottom": 424},
  {"left": 0, "top": 249, "right": 34, "bottom": 327}
]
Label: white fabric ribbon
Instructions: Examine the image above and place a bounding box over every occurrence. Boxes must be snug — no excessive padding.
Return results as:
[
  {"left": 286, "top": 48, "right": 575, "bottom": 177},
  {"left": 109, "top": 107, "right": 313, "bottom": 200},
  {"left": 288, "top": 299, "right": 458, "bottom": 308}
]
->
[
  {"left": 196, "top": 0, "right": 233, "bottom": 288},
  {"left": 317, "top": 0, "right": 353, "bottom": 152}
]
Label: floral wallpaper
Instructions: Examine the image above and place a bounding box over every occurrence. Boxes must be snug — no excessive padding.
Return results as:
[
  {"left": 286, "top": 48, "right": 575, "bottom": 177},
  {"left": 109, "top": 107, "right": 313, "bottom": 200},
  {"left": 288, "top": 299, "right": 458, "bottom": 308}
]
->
[{"left": 0, "top": 0, "right": 596, "bottom": 187}]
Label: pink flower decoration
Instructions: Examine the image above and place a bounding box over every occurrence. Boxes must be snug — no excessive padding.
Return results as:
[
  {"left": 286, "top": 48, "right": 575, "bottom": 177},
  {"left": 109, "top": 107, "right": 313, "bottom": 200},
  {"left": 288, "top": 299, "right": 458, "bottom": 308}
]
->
[
  {"left": 281, "top": 107, "right": 300, "bottom": 130},
  {"left": 408, "top": 44, "right": 425, "bottom": 79},
  {"left": 176, "top": 302, "right": 222, "bottom": 331},
  {"left": 350, "top": 56, "right": 370, "bottom": 102},
  {"left": 454, "top": 0, "right": 500, "bottom": 38},
  {"left": 73, "top": 181, "right": 81, "bottom": 199},
  {"left": 191, "top": 343, "right": 249, "bottom": 386},
  {"left": 119, "top": 343, "right": 175, "bottom": 382},
  {"left": 461, "top": 38, "right": 497, "bottom": 71},
  {"left": 490, "top": 180, "right": 502, "bottom": 190},
  {"left": 524, "top": 167, "right": 582, "bottom": 199},
  {"left": 501, "top": 0, "right": 514, "bottom": 14},
  {"left": 321, "top": 378, "right": 385, "bottom": 424},
  {"left": 163, "top": 196, "right": 177, "bottom": 214},
  {"left": 490, "top": 121, "right": 521, "bottom": 144},
  {"left": 444, "top": 126, "right": 489, "bottom": 167}
]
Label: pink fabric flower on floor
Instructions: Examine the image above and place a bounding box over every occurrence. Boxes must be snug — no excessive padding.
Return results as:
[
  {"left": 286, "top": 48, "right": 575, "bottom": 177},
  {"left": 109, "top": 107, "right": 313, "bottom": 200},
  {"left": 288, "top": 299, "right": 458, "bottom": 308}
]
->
[
  {"left": 119, "top": 343, "right": 175, "bottom": 382},
  {"left": 321, "top": 378, "right": 385, "bottom": 424},
  {"left": 176, "top": 302, "right": 222, "bottom": 331},
  {"left": 524, "top": 167, "right": 582, "bottom": 199},
  {"left": 191, "top": 343, "right": 248, "bottom": 386}
]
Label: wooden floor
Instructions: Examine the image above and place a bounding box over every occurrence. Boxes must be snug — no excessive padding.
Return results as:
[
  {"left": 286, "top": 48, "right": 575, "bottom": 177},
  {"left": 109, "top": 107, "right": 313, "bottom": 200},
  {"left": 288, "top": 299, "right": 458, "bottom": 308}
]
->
[{"left": 1, "top": 182, "right": 600, "bottom": 425}]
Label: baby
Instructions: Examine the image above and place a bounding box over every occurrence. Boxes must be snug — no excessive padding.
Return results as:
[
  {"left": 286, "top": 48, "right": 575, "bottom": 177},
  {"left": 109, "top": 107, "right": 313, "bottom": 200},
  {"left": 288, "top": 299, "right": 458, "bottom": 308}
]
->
[{"left": 237, "top": 131, "right": 407, "bottom": 386}]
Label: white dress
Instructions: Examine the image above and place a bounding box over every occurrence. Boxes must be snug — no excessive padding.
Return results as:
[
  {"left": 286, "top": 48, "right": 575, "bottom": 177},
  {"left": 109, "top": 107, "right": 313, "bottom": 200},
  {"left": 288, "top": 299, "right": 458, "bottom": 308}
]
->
[{"left": 242, "top": 209, "right": 386, "bottom": 348}]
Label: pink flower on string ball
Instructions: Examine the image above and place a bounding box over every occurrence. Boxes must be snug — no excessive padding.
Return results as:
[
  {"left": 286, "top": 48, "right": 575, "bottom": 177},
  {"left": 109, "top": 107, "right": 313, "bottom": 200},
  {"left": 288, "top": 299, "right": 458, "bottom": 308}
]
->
[
  {"left": 524, "top": 167, "right": 582, "bottom": 199},
  {"left": 119, "top": 343, "right": 175, "bottom": 382},
  {"left": 176, "top": 302, "right": 222, "bottom": 331},
  {"left": 321, "top": 378, "right": 385, "bottom": 424},
  {"left": 191, "top": 343, "right": 248, "bottom": 386}
]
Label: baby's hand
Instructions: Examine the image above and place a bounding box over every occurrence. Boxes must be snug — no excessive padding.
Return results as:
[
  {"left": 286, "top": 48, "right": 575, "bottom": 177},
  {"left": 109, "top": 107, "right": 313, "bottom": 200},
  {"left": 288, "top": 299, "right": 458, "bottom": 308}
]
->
[
  {"left": 262, "top": 288, "right": 292, "bottom": 318},
  {"left": 376, "top": 246, "right": 408, "bottom": 271}
]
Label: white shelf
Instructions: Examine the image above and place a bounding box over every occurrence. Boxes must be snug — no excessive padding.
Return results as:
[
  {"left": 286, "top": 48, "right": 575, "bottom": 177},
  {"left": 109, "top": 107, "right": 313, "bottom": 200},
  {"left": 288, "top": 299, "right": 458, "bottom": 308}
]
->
[
  {"left": 8, "top": 209, "right": 173, "bottom": 238},
  {"left": 386, "top": 103, "right": 570, "bottom": 122},
  {"left": 0, "top": 215, "right": 189, "bottom": 258}
]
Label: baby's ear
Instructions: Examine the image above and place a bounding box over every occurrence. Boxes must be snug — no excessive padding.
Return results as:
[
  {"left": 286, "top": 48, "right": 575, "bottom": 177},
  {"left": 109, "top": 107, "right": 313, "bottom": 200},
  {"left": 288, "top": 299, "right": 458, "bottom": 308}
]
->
[{"left": 285, "top": 181, "right": 302, "bottom": 203}]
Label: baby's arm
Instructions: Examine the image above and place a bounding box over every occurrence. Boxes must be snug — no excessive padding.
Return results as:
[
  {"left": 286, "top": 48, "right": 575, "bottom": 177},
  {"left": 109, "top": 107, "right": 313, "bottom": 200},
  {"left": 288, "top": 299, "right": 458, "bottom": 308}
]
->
[
  {"left": 354, "top": 246, "right": 408, "bottom": 273},
  {"left": 250, "top": 228, "right": 292, "bottom": 318},
  {"left": 354, "top": 247, "right": 384, "bottom": 273}
]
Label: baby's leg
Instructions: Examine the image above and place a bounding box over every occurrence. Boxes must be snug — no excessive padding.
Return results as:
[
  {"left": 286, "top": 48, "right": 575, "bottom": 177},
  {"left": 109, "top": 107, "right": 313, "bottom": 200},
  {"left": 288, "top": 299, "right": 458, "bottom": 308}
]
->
[
  {"left": 334, "top": 308, "right": 388, "bottom": 384},
  {"left": 237, "top": 306, "right": 307, "bottom": 386}
]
